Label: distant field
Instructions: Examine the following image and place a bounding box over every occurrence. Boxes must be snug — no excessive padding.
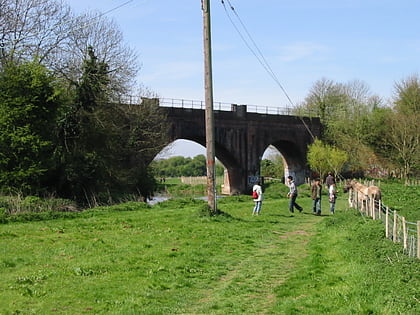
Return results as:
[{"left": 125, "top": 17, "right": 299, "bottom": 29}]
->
[{"left": 0, "top": 181, "right": 418, "bottom": 314}]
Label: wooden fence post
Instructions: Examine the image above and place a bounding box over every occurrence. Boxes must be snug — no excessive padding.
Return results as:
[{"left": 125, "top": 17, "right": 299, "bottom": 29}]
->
[
  {"left": 402, "top": 217, "right": 407, "bottom": 250},
  {"left": 378, "top": 199, "right": 382, "bottom": 220},
  {"left": 372, "top": 198, "right": 376, "bottom": 220},
  {"left": 393, "top": 210, "right": 398, "bottom": 243},
  {"left": 371, "top": 197, "right": 374, "bottom": 219},
  {"left": 355, "top": 190, "right": 359, "bottom": 210},
  {"left": 385, "top": 207, "right": 389, "bottom": 239},
  {"left": 417, "top": 221, "right": 420, "bottom": 260}
]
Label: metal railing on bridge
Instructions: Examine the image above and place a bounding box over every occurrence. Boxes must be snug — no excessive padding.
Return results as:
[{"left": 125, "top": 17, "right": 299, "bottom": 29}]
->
[{"left": 115, "top": 95, "right": 317, "bottom": 117}]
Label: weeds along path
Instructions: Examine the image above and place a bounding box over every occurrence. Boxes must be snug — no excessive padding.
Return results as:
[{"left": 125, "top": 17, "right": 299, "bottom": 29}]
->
[{"left": 183, "top": 198, "right": 325, "bottom": 314}]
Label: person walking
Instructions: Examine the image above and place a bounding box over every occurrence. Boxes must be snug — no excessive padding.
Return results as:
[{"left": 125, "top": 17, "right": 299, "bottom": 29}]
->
[
  {"left": 252, "top": 180, "right": 263, "bottom": 215},
  {"left": 311, "top": 178, "right": 322, "bottom": 215},
  {"left": 329, "top": 183, "right": 338, "bottom": 214},
  {"left": 286, "top": 175, "right": 303, "bottom": 213}
]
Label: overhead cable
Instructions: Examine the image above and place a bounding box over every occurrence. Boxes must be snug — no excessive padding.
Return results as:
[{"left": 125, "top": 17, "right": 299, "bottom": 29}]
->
[{"left": 220, "top": 0, "right": 315, "bottom": 140}]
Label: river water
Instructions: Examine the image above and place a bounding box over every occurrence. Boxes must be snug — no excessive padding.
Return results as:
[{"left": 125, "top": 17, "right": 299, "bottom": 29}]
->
[{"left": 147, "top": 195, "right": 225, "bottom": 205}]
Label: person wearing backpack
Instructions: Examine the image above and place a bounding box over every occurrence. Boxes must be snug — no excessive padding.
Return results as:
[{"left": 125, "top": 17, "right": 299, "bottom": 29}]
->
[{"left": 252, "top": 180, "right": 263, "bottom": 215}]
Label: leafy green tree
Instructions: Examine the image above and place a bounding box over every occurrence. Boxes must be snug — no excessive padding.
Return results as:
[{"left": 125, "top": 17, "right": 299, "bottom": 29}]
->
[
  {"left": 307, "top": 139, "right": 331, "bottom": 180},
  {"left": 297, "top": 78, "right": 384, "bottom": 173},
  {"left": 329, "top": 146, "right": 349, "bottom": 179},
  {"left": 0, "top": 60, "right": 61, "bottom": 192},
  {"left": 307, "top": 139, "right": 348, "bottom": 181}
]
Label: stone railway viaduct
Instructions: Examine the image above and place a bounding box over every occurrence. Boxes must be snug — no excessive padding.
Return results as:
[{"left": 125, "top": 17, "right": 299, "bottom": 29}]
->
[{"left": 161, "top": 104, "right": 321, "bottom": 195}]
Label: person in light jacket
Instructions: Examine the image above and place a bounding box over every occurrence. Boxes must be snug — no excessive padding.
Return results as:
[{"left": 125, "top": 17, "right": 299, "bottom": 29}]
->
[
  {"left": 286, "top": 176, "right": 303, "bottom": 213},
  {"left": 252, "top": 180, "right": 263, "bottom": 215}
]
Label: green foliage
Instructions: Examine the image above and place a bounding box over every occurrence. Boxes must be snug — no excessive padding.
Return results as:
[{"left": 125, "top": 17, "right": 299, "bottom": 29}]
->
[
  {"left": 261, "top": 156, "right": 284, "bottom": 178},
  {"left": 52, "top": 52, "right": 168, "bottom": 204},
  {"left": 307, "top": 139, "right": 348, "bottom": 180},
  {"left": 0, "top": 60, "right": 61, "bottom": 192},
  {"left": 76, "top": 46, "right": 110, "bottom": 111},
  {"left": 298, "top": 77, "right": 420, "bottom": 176},
  {"left": 152, "top": 155, "right": 224, "bottom": 177}
]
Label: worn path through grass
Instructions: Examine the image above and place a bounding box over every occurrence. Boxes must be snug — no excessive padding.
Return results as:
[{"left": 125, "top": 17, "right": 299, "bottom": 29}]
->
[{"left": 181, "top": 197, "right": 330, "bottom": 314}]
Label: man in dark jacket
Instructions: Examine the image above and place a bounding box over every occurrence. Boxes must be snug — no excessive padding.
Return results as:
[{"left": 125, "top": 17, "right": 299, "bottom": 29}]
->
[
  {"left": 325, "top": 172, "right": 335, "bottom": 188},
  {"left": 311, "top": 178, "right": 322, "bottom": 215}
]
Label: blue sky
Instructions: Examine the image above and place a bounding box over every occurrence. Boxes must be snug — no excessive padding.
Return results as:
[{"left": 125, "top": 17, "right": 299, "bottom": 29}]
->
[{"left": 69, "top": 0, "right": 420, "bottom": 157}]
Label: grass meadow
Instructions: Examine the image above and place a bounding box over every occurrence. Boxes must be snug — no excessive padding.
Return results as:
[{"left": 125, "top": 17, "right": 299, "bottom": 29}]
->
[{"left": 0, "top": 182, "right": 419, "bottom": 314}]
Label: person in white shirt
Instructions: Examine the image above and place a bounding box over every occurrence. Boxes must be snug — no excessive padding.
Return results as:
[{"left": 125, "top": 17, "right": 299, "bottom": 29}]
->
[
  {"left": 252, "top": 180, "right": 263, "bottom": 215},
  {"left": 329, "top": 183, "right": 338, "bottom": 214}
]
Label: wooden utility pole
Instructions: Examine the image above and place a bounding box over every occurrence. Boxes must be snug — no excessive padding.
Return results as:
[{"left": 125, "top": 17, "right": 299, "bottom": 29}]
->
[{"left": 202, "top": 0, "right": 217, "bottom": 214}]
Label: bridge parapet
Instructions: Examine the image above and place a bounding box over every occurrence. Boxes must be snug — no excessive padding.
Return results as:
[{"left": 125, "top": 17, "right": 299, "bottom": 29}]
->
[{"left": 116, "top": 96, "right": 317, "bottom": 117}]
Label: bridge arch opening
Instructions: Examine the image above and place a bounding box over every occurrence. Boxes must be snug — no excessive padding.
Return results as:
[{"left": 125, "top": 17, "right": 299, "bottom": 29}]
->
[
  {"left": 155, "top": 139, "right": 205, "bottom": 159},
  {"left": 153, "top": 140, "right": 230, "bottom": 189},
  {"left": 267, "top": 140, "right": 308, "bottom": 185},
  {"left": 261, "top": 145, "right": 285, "bottom": 182}
]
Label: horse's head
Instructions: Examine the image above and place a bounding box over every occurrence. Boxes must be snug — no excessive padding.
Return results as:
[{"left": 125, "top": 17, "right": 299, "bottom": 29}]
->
[
  {"left": 343, "top": 180, "right": 353, "bottom": 193},
  {"left": 343, "top": 180, "right": 359, "bottom": 192}
]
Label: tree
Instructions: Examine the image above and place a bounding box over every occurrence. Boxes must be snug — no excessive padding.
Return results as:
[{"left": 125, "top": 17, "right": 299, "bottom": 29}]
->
[
  {"left": 329, "top": 146, "right": 349, "bottom": 179},
  {"left": 385, "top": 75, "right": 420, "bottom": 178},
  {"left": 0, "top": 0, "right": 139, "bottom": 95},
  {"left": 307, "top": 139, "right": 331, "bottom": 181},
  {"left": 393, "top": 74, "right": 420, "bottom": 115},
  {"left": 60, "top": 11, "right": 139, "bottom": 95},
  {"left": 297, "top": 78, "right": 385, "bottom": 173},
  {"left": 307, "top": 139, "right": 348, "bottom": 181},
  {"left": 0, "top": 0, "right": 72, "bottom": 66},
  {"left": 386, "top": 112, "right": 419, "bottom": 178},
  {"left": 0, "top": 60, "right": 61, "bottom": 192},
  {"left": 297, "top": 78, "right": 348, "bottom": 125}
]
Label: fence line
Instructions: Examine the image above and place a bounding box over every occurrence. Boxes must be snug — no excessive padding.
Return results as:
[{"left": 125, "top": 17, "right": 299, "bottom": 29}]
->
[
  {"left": 347, "top": 185, "right": 419, "bottom": 259},
  {"left": 180, "top": 176, "right": 207, "bottom": 185}
]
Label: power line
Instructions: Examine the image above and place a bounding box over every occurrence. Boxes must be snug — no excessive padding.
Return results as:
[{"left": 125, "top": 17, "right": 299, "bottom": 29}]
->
[{"left": 220, "top": 0, "right": 315, "bottom": 139}]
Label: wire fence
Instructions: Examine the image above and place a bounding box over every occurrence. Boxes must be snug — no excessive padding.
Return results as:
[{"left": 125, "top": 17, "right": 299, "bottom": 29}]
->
[{"left": 347, "top": 182, "right": 420, "bottom": 259}]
